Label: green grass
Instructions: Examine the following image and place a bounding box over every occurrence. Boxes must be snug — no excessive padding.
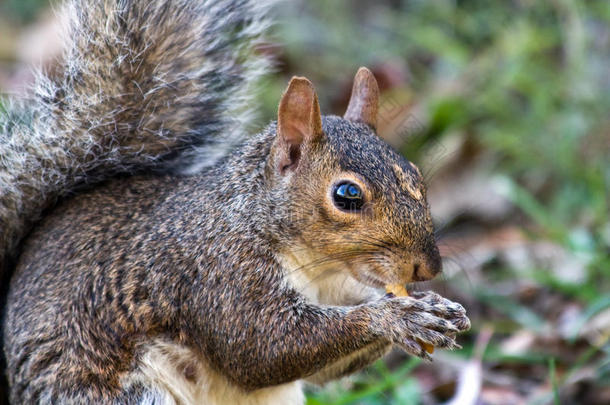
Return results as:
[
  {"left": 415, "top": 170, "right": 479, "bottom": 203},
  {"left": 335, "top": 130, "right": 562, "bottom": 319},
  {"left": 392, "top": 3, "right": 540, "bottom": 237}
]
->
[
  {"left": 0, "top": 0, "right": 52, "bottom": 23},
  {"left": 306, "top": 358, "right": 422, "bottom": 405}
]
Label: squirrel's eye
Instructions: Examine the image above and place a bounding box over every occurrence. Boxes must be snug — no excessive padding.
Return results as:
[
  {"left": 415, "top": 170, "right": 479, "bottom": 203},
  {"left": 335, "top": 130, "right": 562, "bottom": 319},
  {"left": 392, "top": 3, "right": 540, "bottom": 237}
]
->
[{"left": 333, "top": 182, "right": 364, "bottom": 212}]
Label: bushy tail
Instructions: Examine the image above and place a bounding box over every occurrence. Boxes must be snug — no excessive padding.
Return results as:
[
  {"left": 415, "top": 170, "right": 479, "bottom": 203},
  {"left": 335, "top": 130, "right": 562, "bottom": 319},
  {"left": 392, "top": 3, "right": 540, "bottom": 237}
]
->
[{"left": 0, "top": 0, "right": 274, "bottom": 277}]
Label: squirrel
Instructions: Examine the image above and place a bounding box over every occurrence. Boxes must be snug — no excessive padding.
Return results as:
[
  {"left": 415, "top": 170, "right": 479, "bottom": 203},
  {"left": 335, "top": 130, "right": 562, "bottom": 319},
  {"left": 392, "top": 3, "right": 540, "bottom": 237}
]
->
[{"left": 0, "top": 0, "right": 470, "bottom": 403}]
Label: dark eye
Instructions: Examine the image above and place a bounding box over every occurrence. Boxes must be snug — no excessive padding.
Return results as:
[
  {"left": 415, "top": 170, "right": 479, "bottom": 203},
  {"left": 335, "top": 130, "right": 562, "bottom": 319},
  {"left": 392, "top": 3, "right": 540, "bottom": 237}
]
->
[{"left": 333, "top": 181, "right": 364, "bottom": 212}]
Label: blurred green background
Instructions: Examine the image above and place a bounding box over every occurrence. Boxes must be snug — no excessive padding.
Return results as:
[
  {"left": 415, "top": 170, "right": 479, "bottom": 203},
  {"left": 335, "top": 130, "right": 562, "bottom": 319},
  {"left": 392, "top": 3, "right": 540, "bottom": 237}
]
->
[{"left": 1, "top": 0, "right": 609, "bottom": 403}]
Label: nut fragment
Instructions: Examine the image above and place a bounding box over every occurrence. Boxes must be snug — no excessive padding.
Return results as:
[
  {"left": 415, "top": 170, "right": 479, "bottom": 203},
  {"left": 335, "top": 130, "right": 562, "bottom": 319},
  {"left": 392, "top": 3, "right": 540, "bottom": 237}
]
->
[
  {"left": 385, "top": 284, "right": 435, "bottom": 354},
  {"left": 385, "top": 283, "right": 409, "bottom": 297}
]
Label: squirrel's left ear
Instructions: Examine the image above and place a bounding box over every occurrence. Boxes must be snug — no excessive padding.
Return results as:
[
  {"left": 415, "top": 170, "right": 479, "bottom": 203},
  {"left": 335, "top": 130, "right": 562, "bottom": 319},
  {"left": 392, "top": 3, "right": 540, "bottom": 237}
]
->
[
  {"left": 275, "top": 76, "right": 324, "bottom": 174},
  {"left": 344, "top": 67, "right": 379, "bottom": 129}
]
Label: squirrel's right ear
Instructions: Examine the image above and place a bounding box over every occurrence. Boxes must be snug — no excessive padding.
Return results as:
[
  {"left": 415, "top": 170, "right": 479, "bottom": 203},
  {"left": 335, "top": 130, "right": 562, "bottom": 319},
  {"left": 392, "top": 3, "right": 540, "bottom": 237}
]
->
[{"left": 275, "top": 77, "right": 324, "bottom": 174}]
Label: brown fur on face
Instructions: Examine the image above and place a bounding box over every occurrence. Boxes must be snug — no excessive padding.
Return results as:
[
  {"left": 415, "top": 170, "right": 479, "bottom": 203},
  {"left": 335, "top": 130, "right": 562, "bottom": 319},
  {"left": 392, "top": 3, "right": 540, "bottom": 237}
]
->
[
  {"left": 268, "top": 114, "right": 441, "bottom": 288},
  {"left": 266, "top": 72, "right": 440, "bottom": 289}
]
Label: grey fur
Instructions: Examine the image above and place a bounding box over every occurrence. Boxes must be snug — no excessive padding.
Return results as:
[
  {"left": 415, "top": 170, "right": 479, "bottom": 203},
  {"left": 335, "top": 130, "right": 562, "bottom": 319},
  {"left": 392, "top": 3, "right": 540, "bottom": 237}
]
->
[
  {"left": 0, "top": 0, "right": 273, "bottom": 277},
  {"left": 4, "top": 118, "right": 470, "bottom": 403},
  {"left": 1, "top": 0, "right": 273, "bottom": 402}
]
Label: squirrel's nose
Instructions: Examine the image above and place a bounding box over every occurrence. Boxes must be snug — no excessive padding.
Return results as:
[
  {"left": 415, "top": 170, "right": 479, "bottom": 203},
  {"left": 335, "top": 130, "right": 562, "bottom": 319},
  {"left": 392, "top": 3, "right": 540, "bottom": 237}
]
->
[
  {"left": 412, "top": 245, "right": 442, "bottom": 281},
  {"left": 413, "top": 262, "right": 438, "bottom": 281}
]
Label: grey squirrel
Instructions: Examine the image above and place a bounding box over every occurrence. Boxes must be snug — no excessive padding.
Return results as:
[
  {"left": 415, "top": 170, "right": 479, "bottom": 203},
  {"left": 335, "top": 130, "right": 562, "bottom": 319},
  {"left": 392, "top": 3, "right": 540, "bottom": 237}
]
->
[{"left": 0, "top": 0, "right": 470, "bottom": 403}]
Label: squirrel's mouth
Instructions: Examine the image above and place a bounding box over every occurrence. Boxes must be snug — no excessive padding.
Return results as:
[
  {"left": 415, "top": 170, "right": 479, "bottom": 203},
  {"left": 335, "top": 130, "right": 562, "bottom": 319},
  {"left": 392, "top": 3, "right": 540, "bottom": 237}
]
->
[
  {"left": 351, "top": 247, "right": 442, "bottom": 284},
  {"left": 279, "top": 245, "right": 430, "bottom": 291}
]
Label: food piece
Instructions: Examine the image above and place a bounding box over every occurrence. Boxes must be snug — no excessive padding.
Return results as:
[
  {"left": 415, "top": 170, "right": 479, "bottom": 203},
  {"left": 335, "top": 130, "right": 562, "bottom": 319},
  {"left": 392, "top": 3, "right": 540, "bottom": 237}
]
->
[
  {"left": 385, "top": 283, "right": 409, "bottom": 297},
  {"left": 385, "top": 284, "right": 435, "bottom": 354}
]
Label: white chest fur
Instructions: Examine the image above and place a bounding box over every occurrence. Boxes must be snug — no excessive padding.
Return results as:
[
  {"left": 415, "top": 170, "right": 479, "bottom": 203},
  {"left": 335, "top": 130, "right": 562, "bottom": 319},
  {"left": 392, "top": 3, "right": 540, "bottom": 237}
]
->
[{"left": 278, "top": 248, "right": 381, "bottom": 306}]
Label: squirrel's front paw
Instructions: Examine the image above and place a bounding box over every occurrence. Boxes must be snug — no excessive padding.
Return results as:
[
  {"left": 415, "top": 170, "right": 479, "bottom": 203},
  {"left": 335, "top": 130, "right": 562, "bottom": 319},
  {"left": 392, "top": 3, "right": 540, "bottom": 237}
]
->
[
  {"left": 374, "top": 293, "right": 470, "bottom": 359},
  {"left": 409, "top": 291, "right": 471, "bottom": 332}
]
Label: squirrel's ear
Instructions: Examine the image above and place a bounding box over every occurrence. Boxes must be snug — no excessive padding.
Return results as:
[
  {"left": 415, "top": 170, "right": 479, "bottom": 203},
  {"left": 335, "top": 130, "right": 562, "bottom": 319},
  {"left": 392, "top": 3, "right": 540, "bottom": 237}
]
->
[
  {"left": 344, "top": 67, "right": 379, "bottom": 129},
  {"left": 276, "top": 76, "right": 323, "bottom": 173}
]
